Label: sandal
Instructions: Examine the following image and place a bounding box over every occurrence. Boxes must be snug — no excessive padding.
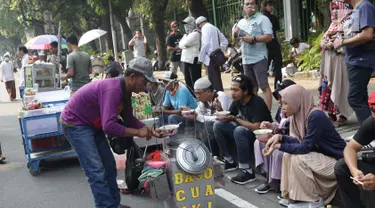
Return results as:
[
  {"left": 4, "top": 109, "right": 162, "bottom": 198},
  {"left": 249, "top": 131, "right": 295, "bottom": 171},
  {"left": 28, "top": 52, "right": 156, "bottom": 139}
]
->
[
  {"left": 334, "top": 116, "right": 348, "bottom": 127},
  {"left": 0, "top": 156, "right": 6, "bottom": 163},
  {"left": 328, "top": 113, "right": 337, "bottom": 122}
]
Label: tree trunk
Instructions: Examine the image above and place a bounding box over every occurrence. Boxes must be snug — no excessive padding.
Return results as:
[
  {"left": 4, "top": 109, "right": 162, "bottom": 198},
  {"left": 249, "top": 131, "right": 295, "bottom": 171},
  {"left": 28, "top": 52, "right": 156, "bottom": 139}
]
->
[
  {"left": 112, "top": 8, "right": 133, "bottom": 41},
  {"left": 154, "top": 12, "right": 167, "bottom": 70},
  {"left": 101, "top": 12, "right": 113, "bottom": 52},
  {"left": 188, "top": 0, "right": 209, "bottom": 18}
]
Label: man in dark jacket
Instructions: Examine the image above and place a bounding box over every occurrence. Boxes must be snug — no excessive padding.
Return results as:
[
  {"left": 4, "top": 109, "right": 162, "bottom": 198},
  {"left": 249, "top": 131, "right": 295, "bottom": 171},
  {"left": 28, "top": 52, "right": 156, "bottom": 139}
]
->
[{"left": 262, "top": 0, "right": 283, "bottom": 89}]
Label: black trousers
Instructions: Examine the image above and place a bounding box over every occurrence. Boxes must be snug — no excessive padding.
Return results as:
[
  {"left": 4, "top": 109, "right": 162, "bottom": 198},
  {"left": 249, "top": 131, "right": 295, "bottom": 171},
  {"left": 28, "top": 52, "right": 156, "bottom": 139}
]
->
[
  {"left": 267, "top": 48, "right": 283, "bottom": 89},
  {"left": 0, "top": 142, "right": 2, "bottom": 156},
  {"left": 334, "top": 158, "right": 375, "bottom": 208},
  {"left": 183, "top": 58, "right": 202, "bottom": 96},
  {"left": 207, "top": 60, "right": 224, "bottom": 92},
  {"left": 347, "top": 64, "right": 373, "bottom": 123}
]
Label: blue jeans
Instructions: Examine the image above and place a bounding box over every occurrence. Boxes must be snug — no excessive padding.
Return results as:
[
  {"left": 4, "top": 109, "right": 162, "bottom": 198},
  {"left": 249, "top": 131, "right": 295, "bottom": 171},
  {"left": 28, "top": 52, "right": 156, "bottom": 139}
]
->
[
  {"left": 19, "top": 87, "right": 24, "bottom": 100},
  {"left": 213, "top": 121, "right": 256, "bottom": 169},
  {"left": 347, "top": 64, "right": 373, "bottom": 123},
  {"left": 63, "top": 125, "right": 120, "bottom": 208}
]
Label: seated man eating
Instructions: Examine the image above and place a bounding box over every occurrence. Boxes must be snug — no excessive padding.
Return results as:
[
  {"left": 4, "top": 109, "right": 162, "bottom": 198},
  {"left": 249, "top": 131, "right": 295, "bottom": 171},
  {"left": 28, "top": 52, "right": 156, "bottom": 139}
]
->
[
  {"left": 183, "top": 76, "right": 232, "bottom": 157},
  {"left": 335, "top": 90, "right": 375, "bottom": 208},
  {"left": 158, "top": 71, "right": 197, "bottom": 135},
  {"left": 213, "top": 75, "right": 273, "bottom": 185}
]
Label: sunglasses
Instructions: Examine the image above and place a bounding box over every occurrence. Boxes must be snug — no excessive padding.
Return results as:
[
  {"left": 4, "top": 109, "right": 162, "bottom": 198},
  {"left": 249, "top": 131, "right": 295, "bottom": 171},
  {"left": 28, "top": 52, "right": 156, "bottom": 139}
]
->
[{"left": 232, "top": 76, "right": 243, "bottom": 82}]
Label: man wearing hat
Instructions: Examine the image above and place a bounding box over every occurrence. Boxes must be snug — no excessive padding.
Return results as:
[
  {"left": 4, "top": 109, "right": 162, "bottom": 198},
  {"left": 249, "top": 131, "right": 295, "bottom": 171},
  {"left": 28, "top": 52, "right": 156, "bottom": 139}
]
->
[
  {"left": 166, "top": 21, "right": 183, "bottom": 74},
  {"left": 61, "top": 57, "right": 161, "bottom": 208},
  {"left": 335, "top": 90, "right": 375, "bottom": 208},
  {"left": 158, "top": 71, "right": 197, "bottom": 135},
  {"left": 196, "top": 16, "right": 228, "bottom": 92},
  {"left": 183, "top": 76, "right": 232, "bottom": 156},
  {"left": 179, "top": 16, "right": 202, "bottom": 95},
  {"left": 0, "top": 53, "right": 16, "bottom": 101}
]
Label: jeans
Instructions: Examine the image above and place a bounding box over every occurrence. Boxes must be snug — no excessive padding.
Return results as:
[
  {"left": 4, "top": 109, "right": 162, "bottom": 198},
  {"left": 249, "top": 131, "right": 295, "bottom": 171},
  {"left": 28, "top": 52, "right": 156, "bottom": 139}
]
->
[
  {"left": 19, "top": 87, "right": 24, "bottom": 100},
  {"left": 334, "top": 158, "right": 375, "bottom": 208},
  {"left": 213, "top": 121, "right": 256, "bottom": 169},
  {"left": 63, "top": 125, "right": 120, "bottom": 208},
  {"left": 347, "top": 64, "right": 373, "bottom": 123}
]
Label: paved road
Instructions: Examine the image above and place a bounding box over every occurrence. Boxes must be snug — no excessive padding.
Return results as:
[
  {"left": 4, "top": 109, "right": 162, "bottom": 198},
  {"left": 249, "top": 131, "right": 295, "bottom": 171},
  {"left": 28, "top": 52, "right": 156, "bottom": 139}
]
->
[{"left": 0, "top": 77, "right": 374, "bottom": 208}]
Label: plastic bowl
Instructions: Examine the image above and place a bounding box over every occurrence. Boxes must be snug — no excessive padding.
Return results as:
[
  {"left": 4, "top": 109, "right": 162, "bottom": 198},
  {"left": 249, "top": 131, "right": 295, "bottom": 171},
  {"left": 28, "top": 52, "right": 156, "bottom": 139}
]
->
[
  {"left": 181, "top": 110, "right": 195, "bottom": 115},
  {"left": 254, "top": 129, "right": 273, "bottom": 143},
  {"left": 213, "top": 111, "right": 230, "bottom": 118},
  {"left": 158, "top": 124, "right": 179, "bottom": 135}
]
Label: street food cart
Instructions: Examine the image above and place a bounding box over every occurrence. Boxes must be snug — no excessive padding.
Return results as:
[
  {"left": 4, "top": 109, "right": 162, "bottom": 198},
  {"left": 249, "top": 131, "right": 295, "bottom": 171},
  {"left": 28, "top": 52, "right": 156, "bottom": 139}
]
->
[{"left": 19, "top": 62, "right": 72, "bottom": 176}]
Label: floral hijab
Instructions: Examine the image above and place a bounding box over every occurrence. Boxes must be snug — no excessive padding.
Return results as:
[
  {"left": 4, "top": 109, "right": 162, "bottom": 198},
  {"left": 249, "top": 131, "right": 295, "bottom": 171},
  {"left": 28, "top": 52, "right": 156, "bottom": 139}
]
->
[{"left": 324, "top": 0, "right": 350, "bottom": 38}]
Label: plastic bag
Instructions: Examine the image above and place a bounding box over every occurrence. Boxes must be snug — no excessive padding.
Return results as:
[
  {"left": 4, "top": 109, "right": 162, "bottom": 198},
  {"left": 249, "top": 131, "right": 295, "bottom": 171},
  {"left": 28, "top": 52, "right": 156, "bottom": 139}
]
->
[
  {"left": 113, "top": 151, "right": 127, "bottom": 170},
  {"left": 125, "top": 141, "right": 144, "bottom": 191}
]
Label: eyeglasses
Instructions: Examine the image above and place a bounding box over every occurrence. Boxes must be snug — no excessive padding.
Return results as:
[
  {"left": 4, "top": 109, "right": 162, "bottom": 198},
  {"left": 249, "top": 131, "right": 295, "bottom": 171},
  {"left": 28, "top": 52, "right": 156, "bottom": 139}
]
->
[{"left": 195, "top": 89, "right": 208, "bottom": 95}]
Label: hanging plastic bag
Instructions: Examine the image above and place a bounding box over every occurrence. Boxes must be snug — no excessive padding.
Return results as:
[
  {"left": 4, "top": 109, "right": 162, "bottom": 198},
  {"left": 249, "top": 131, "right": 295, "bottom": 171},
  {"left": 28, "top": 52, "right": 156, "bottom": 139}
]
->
[
  {"left": 113, "top": 151, "right": 127, "bottom": 170},
  {"left": 125, "top": 140, "right": 144, "bottom": 191}
]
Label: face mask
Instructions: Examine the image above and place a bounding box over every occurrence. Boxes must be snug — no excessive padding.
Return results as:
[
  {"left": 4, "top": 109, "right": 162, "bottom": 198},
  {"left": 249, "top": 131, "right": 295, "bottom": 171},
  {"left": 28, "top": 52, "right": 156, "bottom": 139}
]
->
[
  {"left": 184, "top": 24, "right": 195, "bottom": 34},
  {"left": 4, "top": 57, "right": 9, "bottom": 62}
]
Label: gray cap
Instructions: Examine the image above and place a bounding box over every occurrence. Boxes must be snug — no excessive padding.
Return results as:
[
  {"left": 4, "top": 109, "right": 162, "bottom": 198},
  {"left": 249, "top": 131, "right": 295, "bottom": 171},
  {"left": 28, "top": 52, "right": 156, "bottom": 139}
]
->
[
  {"left": 195, "top": 16, "right": 208, "bottom": 26},
  {"left": 158, "top": 71, "right": 178, "bottom": 82},
  {"left": 194, "top": 77, "right": 211, "bottom": 90},
  {"left": 182, "top": 16, "right": 196, "bottom": 25},
  {"left": 127, "top": 57, "right": 156, "bottom": 83}
]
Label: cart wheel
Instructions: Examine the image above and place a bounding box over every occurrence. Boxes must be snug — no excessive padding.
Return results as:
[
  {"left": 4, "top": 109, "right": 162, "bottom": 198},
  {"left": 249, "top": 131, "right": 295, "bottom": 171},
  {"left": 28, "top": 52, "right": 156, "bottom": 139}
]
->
[{"left": 29, "top": 167, "right": 42, "bottom": 176}]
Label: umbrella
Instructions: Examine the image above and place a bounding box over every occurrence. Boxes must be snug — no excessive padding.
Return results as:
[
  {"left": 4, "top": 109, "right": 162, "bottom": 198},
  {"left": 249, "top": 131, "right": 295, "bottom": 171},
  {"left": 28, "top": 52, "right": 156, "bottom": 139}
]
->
[
  {"left": 78, "top": 29, "right": 107, "bottom": 47},
  {"left": 25, "top": 35, "right": 67, "bottom": 50}
]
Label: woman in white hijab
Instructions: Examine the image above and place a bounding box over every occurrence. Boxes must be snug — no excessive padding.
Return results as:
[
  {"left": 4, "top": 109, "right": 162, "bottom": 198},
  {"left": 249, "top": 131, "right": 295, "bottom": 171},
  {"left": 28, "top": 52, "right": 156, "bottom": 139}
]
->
[{"left": 179, "top": 16, "right": 201, "bottom": 94}]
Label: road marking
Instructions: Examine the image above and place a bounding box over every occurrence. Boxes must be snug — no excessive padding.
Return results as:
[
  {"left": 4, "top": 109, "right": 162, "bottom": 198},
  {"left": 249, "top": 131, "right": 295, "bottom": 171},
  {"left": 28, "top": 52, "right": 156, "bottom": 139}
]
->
[{"left": 215, "top": 188, "right": 259, "bottom": 208}]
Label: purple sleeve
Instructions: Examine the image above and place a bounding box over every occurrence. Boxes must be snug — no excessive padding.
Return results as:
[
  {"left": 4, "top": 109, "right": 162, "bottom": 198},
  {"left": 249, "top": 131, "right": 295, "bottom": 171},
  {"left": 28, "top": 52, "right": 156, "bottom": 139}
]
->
[
  {"left": 360, "top": 3, "right": 375, "bottom": 30},
  {"left": 99, "top": 88, "right": 126, "bottom": 137}
]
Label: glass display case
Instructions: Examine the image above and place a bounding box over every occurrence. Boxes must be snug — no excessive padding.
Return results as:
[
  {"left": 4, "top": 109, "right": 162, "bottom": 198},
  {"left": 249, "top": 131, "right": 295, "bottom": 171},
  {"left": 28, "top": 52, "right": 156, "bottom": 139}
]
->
[{"left": 24, "top": 63, "right": 60, "bottom": 92}]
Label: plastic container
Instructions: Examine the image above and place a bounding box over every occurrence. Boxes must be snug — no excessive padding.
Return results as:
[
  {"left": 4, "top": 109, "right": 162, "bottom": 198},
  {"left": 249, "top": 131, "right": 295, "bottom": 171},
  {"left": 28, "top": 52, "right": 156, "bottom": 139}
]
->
[{"left": 254, "top": 129, "right": 273, "bottom": 143}]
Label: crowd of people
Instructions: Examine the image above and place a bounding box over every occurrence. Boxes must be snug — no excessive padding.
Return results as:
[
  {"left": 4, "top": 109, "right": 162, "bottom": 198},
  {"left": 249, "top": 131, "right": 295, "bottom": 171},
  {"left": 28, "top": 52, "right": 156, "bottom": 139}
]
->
[{"left": 1, "top": 0, "right": 375, "bottom": 208}]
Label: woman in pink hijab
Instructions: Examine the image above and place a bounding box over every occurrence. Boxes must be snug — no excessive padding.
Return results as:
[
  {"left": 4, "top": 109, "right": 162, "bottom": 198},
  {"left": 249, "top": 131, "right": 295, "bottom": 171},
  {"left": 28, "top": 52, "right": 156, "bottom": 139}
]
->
[
  {"left": 319, "top": 0, "right": 352, "bottom": 126},
  {"left": 264, "top": 85, "right": 346, "bottom": 207}
]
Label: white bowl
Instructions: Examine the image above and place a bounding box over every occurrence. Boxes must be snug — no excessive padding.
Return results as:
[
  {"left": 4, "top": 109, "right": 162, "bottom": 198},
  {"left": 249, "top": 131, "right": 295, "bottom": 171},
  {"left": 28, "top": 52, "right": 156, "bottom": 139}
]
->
[
  {"left": 158, "top": 124, "right": 179, "bottom": 135},
  {"left": 181, "top": 110, "right": 195, "bottom": 115},
  {"left": 142, "top": 117, "right": 160, "bottom": 128},
  {"left": 254, "top": 129, "right": 273, "bottom": 143},
  {"left": 213, "top": 111, "right": 230, "bottom": 118}
]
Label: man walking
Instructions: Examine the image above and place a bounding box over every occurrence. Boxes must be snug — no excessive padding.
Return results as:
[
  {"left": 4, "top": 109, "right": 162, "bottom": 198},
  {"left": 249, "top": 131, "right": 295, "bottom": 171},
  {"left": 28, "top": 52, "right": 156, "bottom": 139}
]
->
[
  {"left": 166, "top": 21, "right": 183, "bottom": 74},
  {"left": 233, "top": 0, "right": 273, "bottom": 110},
  {"left": 262, "top": 0, "right": 283, "bottom": 88},
  {"left": 17, "top": 46, "right": 28, "bottom": 100},
  {"left": 334, "top": 0, "right": 375, "bottom": 123},
  {"left": 61, "top": 35, "right": 92, "bottom": 94},
  {"left": 197, "top": 16, "right": 228, "bottom": 92},
  {"left": 0, "top": 53, "right": 16, "bottom": 101}
]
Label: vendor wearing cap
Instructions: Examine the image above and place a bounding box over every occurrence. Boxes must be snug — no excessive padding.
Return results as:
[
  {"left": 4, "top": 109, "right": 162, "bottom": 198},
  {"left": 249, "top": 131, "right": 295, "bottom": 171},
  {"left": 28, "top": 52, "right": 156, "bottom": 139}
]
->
[
  {"left": 158, "top": 71, "right": 197, "bottom": 135},
  {"left": 335, "top": 90, "right": 375, "bottom": 208},
  {"left": 61, "top": 57, "right": 161, "bottom": 208},
  {"left": 183, "top": 76, "right": 232, "bottom": 156}
]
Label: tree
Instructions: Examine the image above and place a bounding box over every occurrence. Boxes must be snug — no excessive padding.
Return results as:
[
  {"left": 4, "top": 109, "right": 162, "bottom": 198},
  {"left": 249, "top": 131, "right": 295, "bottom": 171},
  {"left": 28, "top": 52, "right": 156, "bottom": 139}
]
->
[
  {"left": 136, "top": 0, "right": 169, "bottom": 69},
  {"left": 188, "top": 0, "right": 209, "bottom": 18}
]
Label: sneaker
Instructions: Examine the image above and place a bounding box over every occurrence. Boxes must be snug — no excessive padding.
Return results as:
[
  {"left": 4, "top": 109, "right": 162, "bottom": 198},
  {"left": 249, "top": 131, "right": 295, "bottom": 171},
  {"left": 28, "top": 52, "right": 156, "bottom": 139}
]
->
[
  {"left": 279, "top": 198, "right": 295, "bottom": 207},
  {"left": 287, "top": 199, "right": 324, "bottom": 208},
  {"left": 255, "top": 183, "right": 271, "bottom": 194},
  {"left": 224, "top": 161, "right": 238, "bottom": 172},
  {"left": 231, "top": 169, "right": 256, "bottom": 185}
]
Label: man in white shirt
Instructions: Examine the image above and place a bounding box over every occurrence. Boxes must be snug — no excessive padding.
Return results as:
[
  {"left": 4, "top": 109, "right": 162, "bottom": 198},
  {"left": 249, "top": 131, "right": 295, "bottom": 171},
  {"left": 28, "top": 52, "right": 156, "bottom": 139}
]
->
[
  {"left": 289, "top": 37, "right": 310, "bottom": 61},
  {"left": 196, "top": 16, "right": 228, "bottom": 92},
  {"left": 17, "top": 46, "right": 29, "bottom": 100},
  {"left": 0, "top": 53, "right": 16, "bottom": 101},
  {"left": 129, "top": 30, "right": 147, "bottom": 58},
  {"left": 183, "top": 77, "right": 232, "bottom": 156}
]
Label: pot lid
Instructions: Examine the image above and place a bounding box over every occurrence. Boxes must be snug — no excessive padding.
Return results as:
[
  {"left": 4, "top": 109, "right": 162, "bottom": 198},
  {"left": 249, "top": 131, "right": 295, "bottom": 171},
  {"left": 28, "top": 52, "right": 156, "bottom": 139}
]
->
[{"left": 176, "top": 139, "right": 211, "bottom": 174}]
